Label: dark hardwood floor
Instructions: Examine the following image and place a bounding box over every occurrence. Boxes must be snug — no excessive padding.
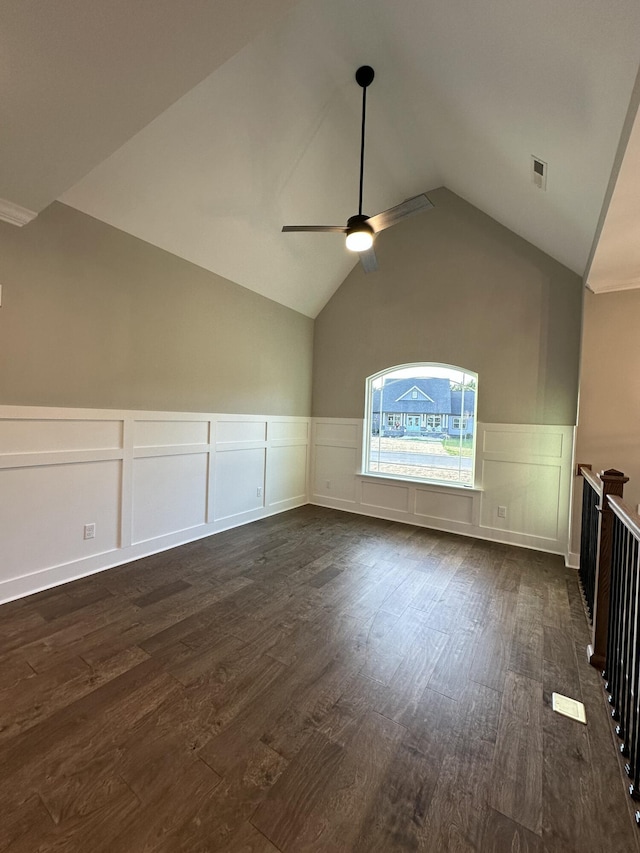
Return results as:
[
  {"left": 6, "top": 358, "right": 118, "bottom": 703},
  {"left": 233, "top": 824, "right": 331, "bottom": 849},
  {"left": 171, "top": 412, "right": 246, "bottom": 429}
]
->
[{"left": 1, "top": 505, "right": 638, "bottom": 852}]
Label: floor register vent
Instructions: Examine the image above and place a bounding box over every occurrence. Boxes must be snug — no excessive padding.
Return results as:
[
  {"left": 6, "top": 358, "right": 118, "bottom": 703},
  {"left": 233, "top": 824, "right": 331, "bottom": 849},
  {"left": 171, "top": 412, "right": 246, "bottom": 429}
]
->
[{"left": 552, "top": 692, "right": 587, "bottom": 724}]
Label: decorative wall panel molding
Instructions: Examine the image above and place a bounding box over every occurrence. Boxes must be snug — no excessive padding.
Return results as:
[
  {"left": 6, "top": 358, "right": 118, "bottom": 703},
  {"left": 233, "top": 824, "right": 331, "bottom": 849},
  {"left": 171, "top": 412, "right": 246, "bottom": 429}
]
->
[
  {"left": 310, "top": 418, "right": 573, "bottom": 555},
  {"left": 0, "top": 406, "right": 310, "bottom": 603}
]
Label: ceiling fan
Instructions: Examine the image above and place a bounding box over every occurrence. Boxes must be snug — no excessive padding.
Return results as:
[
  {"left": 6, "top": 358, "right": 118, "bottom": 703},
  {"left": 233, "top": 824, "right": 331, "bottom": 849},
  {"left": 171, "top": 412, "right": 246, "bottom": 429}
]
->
[{"left": 282, "top": 65, "right": 434, "bottom": 273}]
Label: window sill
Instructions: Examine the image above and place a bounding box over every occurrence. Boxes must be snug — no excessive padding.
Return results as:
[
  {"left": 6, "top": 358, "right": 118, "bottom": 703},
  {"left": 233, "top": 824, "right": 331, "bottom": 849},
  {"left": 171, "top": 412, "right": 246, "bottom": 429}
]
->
[{"left": 356, "top": 471, "right": 482, "bottom": 494}]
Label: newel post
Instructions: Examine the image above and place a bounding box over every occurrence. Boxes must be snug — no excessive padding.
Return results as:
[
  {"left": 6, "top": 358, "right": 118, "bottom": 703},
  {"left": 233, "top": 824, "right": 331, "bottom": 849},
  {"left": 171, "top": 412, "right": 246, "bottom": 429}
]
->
[{"left": 589, "top": 469, "right": 629, "bottom": 670}]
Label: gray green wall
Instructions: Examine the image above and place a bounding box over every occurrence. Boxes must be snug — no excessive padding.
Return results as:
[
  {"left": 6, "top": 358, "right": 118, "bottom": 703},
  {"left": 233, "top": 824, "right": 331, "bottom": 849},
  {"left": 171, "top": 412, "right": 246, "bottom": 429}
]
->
[
  {"left": 312, "top": 188, "right": 582, "bottom": 424},
  {"left": 0, "top": 202, "right": 313, "bottom": 415}
]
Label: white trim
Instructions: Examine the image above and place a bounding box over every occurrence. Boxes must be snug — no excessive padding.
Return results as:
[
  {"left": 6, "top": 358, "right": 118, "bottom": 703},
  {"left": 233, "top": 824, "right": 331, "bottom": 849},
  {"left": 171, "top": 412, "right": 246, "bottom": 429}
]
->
[
  {"left": 585, "top": 277, "right": 640, "bottom": 295},
  {"left": 0, "top": 198, "right": 38, "bottom": 227},
  {"left": 356, "top": 471, "right": 481, "bottom": 494},
  {"left": 566, "top": 551, "right": 580, "bottom": 569}
]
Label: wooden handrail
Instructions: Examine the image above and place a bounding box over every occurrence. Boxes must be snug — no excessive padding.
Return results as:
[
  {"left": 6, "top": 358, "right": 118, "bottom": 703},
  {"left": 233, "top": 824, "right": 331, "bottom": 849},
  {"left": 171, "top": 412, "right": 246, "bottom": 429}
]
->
[
  {"left": 608, "top": 496, "right": 640, "bottom": 542},
  {"left": 581, "top": 465, "right": 602, "bottom": 495}
]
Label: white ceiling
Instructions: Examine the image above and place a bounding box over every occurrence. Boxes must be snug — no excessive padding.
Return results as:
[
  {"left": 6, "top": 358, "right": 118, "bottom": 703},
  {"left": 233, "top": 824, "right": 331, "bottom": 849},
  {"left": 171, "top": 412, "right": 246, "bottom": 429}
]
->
[
  {"left": 585, "top": 81, "right": 640, "bottom": 294},
  {"left": 3, "top": 0, "right": 640, "bottom": 317}
]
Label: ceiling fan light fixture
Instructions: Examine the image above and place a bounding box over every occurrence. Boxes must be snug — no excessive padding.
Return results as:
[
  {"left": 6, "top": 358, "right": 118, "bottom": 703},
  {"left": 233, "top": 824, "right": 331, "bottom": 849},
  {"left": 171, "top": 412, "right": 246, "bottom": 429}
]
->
[{"left": 345, "top": 215, "right": 374, "bottom": 252}]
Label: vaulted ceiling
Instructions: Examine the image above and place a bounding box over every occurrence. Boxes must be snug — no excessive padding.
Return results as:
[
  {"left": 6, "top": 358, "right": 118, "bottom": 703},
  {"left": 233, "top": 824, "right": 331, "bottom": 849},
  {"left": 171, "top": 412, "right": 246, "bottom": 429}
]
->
[{"left": 2, "top": 0, "right": 640, "bottom": 317}]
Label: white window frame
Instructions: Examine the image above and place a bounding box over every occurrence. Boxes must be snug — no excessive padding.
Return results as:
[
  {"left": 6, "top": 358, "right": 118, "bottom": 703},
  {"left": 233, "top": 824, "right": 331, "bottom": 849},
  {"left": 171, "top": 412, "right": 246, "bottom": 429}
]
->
[{"left": 363, "top": 362, "right": 478, "bottom": 487}]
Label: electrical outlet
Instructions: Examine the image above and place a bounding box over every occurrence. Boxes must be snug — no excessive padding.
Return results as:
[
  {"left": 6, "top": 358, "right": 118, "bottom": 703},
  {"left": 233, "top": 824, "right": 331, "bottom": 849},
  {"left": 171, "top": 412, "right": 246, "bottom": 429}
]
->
[
  {"left": 325, "top": 480, "right": 331, "bottom": 489},
  {"left": 497, "top": 506, "right": 507, "bottom": 519},
  {"left": 83, "top": 523, "right": 96, "bottom": 540},
  {"left": 257, "top": 486, "right": 263, "bottom": 498}
]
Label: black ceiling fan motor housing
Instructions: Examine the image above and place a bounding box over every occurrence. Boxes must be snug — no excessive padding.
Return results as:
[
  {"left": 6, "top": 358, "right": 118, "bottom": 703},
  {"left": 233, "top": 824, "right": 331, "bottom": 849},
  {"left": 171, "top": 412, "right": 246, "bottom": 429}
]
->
[{"left": 355, "top": 66, "right": 375, "bottom": 88}]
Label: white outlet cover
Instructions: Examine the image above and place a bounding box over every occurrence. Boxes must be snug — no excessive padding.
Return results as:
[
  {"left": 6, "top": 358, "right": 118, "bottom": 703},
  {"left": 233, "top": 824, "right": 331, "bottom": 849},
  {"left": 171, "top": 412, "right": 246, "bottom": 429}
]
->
[{"left": 552, "top": 692, "right": 587, "bottom": 724}]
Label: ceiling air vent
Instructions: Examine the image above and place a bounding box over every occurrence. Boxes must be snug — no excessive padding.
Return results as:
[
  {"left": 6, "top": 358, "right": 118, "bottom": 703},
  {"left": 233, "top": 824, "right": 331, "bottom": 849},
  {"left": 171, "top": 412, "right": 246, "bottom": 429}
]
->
[{"left": 531, "top": 155, "right": 548, "bottom": 190}]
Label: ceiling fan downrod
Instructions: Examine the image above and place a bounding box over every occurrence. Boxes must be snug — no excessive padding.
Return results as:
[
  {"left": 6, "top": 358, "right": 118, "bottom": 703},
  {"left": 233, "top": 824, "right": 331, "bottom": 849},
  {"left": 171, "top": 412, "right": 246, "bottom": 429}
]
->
[{"left": 355, "top": 65, "right": 375, "bottom": 217}]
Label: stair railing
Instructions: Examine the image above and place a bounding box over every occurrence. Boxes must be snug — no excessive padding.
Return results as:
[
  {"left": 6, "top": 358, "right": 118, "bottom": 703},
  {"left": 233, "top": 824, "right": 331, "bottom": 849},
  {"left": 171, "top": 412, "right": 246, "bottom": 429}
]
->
[
  {"left": 578, "top": 467, "right": 628, "bottom": 669},
  {"left": 603, "top": 496, "right": 640, "bottom": 822}
]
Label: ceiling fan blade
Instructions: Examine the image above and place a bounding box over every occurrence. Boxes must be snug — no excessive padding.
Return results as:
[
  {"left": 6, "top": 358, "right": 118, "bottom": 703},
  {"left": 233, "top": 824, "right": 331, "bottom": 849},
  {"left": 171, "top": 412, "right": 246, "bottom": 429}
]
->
[
  {"left": 359, "top": 246, "right": 379, "bottom": 273},
  {"left": 282, "top": 225, "right": 346, "bottom": 233},
  {"left": 367, "top": 194, "right": 434, "bottom": 233}
]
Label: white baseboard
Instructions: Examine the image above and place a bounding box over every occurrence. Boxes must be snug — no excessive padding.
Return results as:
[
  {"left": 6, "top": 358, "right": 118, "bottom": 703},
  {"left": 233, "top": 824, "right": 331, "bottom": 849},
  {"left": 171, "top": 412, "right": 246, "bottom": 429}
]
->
[
  {"left": 565, "top": 551, "right": 580, "bottom": 569},
  {"left": 311, "top": 496, "right": 564, "bottom": 555}
]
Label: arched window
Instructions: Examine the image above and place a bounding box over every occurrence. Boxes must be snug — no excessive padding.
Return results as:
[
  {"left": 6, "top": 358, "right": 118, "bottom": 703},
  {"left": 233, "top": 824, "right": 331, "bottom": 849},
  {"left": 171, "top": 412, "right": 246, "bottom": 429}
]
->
[{"left": 364, "top": 363, "right": 477, "bottom": 486}]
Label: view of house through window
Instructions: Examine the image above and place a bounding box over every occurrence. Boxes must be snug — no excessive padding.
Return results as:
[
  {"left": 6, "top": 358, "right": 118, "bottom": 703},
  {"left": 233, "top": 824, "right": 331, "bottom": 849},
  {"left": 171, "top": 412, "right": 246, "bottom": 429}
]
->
[{"left": 364, "top": 363, "right": 477, "bottom": 486}]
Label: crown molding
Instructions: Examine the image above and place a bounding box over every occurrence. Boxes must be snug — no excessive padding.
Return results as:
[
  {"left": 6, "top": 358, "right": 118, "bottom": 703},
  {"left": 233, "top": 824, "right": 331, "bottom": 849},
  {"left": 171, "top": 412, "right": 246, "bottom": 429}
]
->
[
  {"left": 0, "top": 198, "right": 38, "bottom": 227},
  {"left": 586, "top": 276, "right": 640, "bottom": 295}
]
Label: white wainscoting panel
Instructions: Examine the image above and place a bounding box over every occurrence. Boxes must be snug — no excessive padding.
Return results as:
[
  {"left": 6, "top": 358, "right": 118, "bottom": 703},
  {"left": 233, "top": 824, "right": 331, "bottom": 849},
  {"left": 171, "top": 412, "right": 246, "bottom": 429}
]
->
[
  {"left": 312, "top": 419, "right": 359, "bottom": 505},
  {"left": 310, "top": 419, "right": 573, "bottom": 555},
  {"left": 134, "top": 419, "right": 209, "bottom": 448},
  {"left": 268, "top": 444, "right": 308, "bottom": 507},
  {"left": 479, "top": 459, "right": 561, "bottom": 540},
  {"left": 415, "top": 488, "right": 475, "bottom": 525},
  {"left": 0, "top": 418, "right": 123, "bottom": 454},
  {"left": 0, "top": 406, "right": 310, "bottom": 603},
  {"left": 132, "top": 453, "right": 208, "bottom": 544},
  {"left": 217, "top": 419, "right": 267, "bottom": 444},
  {"left": 0, "top": 460, "right": 121, "bottom": 577},
  {"left": 214, "top": 447, "right": 266, "bottom": 521},
  {"left": 313, "top": 445, "right": 359, "bottom": 503},
  {"left": 269, "top": 420, "right": 309, "bottom": 442},
  {"left": 361, "top": 480, "right": 410, "bottom": 513}
]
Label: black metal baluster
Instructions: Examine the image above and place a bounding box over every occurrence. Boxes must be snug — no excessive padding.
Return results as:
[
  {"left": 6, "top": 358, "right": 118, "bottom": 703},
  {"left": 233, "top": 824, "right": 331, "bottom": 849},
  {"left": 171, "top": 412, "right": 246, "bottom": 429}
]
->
[
  {"left": 617, "top": 527, "right": 632, "bottom": 725},
  {"left": 605, "top": 515, "right": 623, "bottom": 687},
  {"left": 610, "top": 520, "right": 626, "bottom": 718},
  {"left": 579, "top": 478, "right": 599, "bottom": 620},
  {"left": 628, "top": 539, "right": 640, "bottom": 797},
  {"left": 619, "top": 535, "right": 638, "bottom": 753}
]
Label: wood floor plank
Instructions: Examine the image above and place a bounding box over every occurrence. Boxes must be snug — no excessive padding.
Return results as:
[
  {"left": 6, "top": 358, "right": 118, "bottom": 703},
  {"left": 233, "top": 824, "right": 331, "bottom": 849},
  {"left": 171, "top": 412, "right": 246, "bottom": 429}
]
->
[
  {"left": 426, "top": 623, "right": 476, "bottom": 701},
  {"left": 132, "top": 578, "right": 192, "bottom": 608},
  {"left": 0, "top": 792, "right": 54, "bottom": 851},
  {"left": 481, "top": 808, "right": 543, "bottom": 852},
  {"left": 468, "top": 590, "right": 518, "bottom": 693},
  {"left": 509, "top": 581, "right": 544, "bottom": 682},
  {"left": 489, "top": 671, "right": 543, "bottom": 835},
  {"left": 542, "top": 702, "right": 596, "bottom": 852},
  {"left": 162, "top": 742, "right": 287, "bottom": 852},
  {"left": 375, "top": 625, "right": 450, "bottom": 727},
  {"left": 107, "top": 760, "right": 221, "bottom": 852},
  {"left": 543, "top": 624, "right": 583, "bottom": 702},
  {"left": 421, "top": 681, "right": 501, "bottom": 852},
  {"left": 0, "top": 658, "right": 179, "bottom": 810},
  {"left": 0, "top": 646, "right": 150, "bottom": 743},
  {"left": 252, "top": 710, "right": 404, "bottom": 852},
  {"left": 352, "top": 688, "right": 459, "bottom": 851},
  {"left": 14, "top": 775, "right": 141, "bottom": 853}
]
